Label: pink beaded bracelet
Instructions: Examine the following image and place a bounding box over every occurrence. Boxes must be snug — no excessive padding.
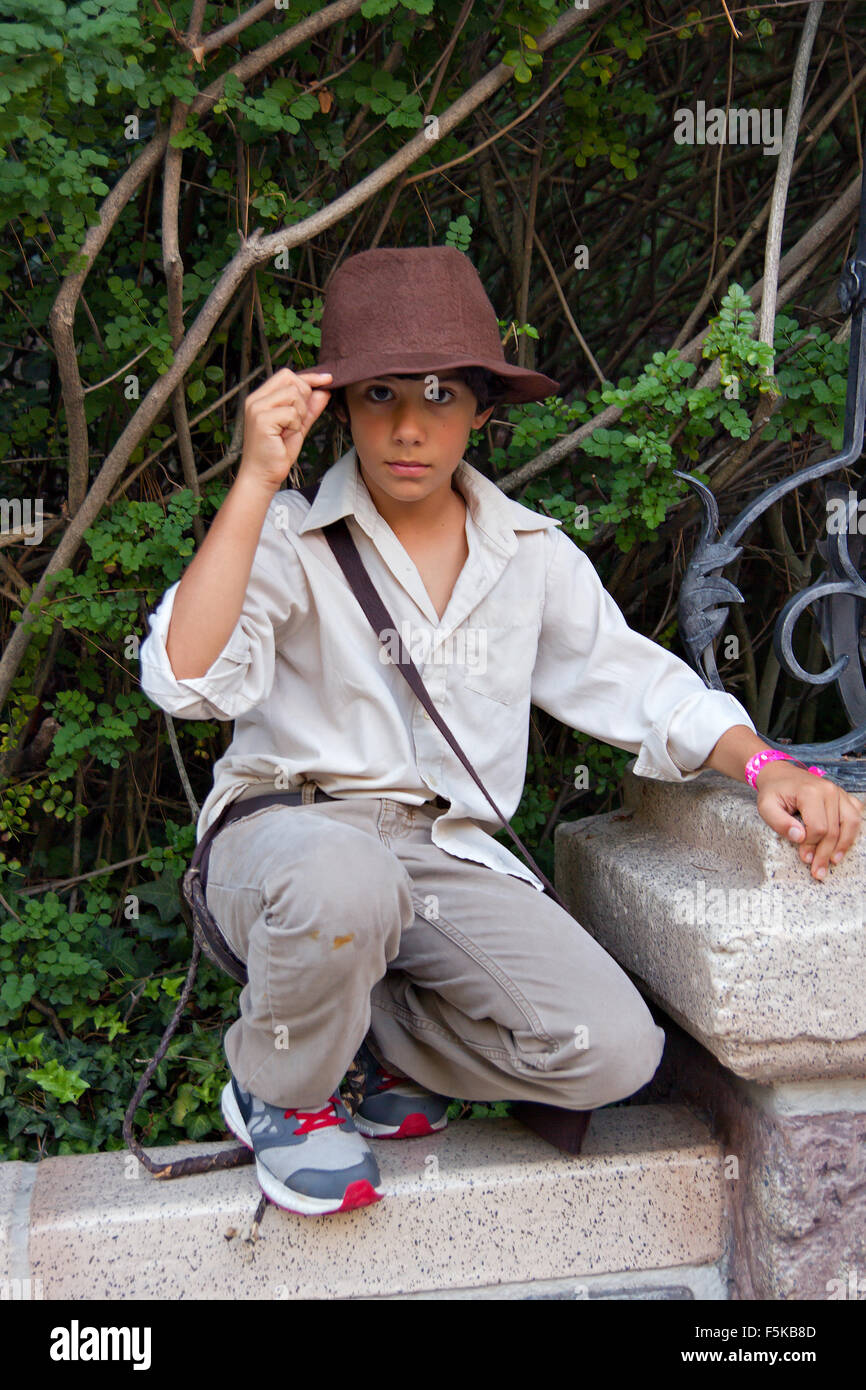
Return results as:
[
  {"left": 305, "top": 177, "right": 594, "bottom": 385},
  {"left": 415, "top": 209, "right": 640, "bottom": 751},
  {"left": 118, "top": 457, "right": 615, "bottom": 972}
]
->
[{"left": 745, "top": 749, "right": 827, "bottom": 789}]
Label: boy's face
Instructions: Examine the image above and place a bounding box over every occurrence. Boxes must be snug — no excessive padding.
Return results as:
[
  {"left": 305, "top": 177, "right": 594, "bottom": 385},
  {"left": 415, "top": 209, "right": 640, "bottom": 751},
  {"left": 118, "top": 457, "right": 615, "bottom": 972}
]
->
[{"left": 335, "top": 374, "right": 494, "bottom": 508}]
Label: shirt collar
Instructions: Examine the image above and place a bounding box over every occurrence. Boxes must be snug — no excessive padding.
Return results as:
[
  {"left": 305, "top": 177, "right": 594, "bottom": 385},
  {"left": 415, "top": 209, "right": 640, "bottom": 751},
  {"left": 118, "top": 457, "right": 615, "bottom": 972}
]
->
[{"left": 297, "top": 446, "right": 561, "bottom": 555}]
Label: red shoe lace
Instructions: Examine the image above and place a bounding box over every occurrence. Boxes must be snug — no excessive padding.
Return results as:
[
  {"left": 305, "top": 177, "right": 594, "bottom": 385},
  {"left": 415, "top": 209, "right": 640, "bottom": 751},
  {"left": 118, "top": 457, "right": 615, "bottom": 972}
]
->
[
  {"left": 283, "top": 1097, "right": 347, "bottom": 1135},
  {"left": 376, "top": 1066, "right": 406, "bottom": 1092}
]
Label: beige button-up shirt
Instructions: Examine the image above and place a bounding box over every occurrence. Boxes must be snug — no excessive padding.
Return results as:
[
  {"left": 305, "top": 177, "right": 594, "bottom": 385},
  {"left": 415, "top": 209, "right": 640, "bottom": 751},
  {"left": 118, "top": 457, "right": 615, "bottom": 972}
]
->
[{"left": 138, "top": 446, "right": 755, "bottom": 891}]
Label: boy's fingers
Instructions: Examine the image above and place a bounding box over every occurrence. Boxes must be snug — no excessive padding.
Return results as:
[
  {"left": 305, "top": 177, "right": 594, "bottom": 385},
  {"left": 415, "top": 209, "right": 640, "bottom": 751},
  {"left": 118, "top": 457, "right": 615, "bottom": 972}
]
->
[
  {"left": 255, "top": 391, "right": 326, "bottom": 427},
  {"left": 788, "top": 784, "right": 864, "bottom": 877},
  {"left": 256, "top": 391, "right": 330, "bottom": 444},
  {"left": 828, "top": 794, "right": 865, "bottom": 862},
  {"left": 305, "top": 389, "right": 332, "bottom": 425},
  {"left": 756, "top": 793, "right": 806, "bottom": 842},
  {"left": 255, "top": 405, "right": 304, "bottom": 433},
  {"left": 757, "top": 781, "right": 862, "bottom": 879},
  {"left": 248, "top": 367, "right": 299, "bottom": 403},
  {"left": 803, "top": 814, "right": 840, "bottom": 879},
  {"left": 252, "top": 368, "right": 332, "bottom": 405},
  {"left": 294, "top": 370, "right": 333, "bottom": 398}
]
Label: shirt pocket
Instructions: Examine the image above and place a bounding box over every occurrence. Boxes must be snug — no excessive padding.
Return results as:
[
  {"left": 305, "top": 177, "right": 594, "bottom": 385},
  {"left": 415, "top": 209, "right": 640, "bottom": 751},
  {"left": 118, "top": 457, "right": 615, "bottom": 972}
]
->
[{"left": 463, "top": 623, "right": 537, "bottom": 706}]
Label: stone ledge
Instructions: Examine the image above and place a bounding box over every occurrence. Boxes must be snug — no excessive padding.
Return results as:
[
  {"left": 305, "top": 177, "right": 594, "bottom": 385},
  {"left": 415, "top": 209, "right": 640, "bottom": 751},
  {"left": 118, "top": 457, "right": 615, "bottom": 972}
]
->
[
  {"left": 1, "top": 1104, "right": 725, "bottom": 1300},
  {"left": 367, "top": 1261, "right": 728, "bottom": 1300},
  {"left": 555, "top": 766, "right": 866, "bottom": 1082},
  {"left": 734, "top": 1075, "right": 866, "bottom": 1116}
]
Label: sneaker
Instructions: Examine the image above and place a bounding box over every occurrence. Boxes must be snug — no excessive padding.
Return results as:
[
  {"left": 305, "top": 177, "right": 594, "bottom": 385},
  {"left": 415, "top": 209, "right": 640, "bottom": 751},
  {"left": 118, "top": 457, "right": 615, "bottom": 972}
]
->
[
  {"left": 220, "top": 1074, "right": 384, "bottom": 1216},
  {"left": 348, "top": 1039, "right": 450, "bottom": 1139}
]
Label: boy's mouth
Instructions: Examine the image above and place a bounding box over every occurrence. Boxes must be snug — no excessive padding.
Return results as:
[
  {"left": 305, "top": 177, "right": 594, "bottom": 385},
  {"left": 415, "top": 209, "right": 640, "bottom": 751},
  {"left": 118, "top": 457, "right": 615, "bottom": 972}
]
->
[{"left": 385, "top": 460, "right": 431, "bottom": 475}]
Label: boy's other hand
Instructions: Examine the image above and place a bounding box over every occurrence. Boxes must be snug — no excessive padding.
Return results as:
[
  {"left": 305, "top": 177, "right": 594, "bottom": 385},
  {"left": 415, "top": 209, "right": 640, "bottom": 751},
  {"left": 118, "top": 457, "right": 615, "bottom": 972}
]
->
[
  {"left": 239, "top": 368, "right": 333, "bottom": 492},
  {"left": 754, "top": 760, "right": 864, "bottom": 881}
]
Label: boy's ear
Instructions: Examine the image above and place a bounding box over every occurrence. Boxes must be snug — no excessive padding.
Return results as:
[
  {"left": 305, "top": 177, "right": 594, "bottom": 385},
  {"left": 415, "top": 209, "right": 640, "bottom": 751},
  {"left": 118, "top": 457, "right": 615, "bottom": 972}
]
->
[{"left": 473, "top": 405, "right": 495, "bottom": 428}]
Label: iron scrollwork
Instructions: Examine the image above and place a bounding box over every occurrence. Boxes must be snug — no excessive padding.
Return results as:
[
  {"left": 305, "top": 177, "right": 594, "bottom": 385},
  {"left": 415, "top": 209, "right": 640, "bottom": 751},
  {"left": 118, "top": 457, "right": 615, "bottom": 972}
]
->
[{"left": 675, "top": 169, "right": 866, "bottom": 792}]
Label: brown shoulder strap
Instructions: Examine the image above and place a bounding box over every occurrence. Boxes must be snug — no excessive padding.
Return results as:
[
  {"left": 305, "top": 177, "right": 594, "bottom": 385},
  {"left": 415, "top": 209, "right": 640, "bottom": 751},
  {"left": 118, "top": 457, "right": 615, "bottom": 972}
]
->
[{"left": 297, "top": 481, "right": 566, "bottom": 908}]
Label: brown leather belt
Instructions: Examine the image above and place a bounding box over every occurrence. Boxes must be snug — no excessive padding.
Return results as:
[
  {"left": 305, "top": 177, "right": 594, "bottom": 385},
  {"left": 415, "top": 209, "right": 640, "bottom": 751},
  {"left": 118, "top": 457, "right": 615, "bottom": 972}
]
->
[
  {"left": 195, "top": 786, "right": 449, "bottom": 892},
  {"left": 195, "top": 787, "right": 335, "bottom": 892}
]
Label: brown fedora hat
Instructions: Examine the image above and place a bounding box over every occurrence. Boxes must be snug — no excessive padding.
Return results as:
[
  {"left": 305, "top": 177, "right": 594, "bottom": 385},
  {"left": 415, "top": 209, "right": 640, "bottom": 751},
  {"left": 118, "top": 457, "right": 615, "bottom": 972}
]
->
[{"left": 310, "top": 246, "right": 560, "bottom": 405}]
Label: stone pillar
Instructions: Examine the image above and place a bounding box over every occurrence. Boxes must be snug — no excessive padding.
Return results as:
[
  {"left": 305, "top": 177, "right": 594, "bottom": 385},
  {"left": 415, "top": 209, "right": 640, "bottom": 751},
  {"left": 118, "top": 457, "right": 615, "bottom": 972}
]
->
[{"left": 555, "top": 764, "right": 866, "bottom": 1301}]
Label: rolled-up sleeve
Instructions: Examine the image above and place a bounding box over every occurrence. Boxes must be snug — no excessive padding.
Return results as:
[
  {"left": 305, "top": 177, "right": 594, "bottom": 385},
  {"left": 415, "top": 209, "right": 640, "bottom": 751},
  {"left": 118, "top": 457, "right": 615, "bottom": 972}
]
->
[
  {"left": 530, "top": 528, "right": 755, "bottom": 780},
  {"left": 138, "top": 495, "right": 309, "bottom": 721}
]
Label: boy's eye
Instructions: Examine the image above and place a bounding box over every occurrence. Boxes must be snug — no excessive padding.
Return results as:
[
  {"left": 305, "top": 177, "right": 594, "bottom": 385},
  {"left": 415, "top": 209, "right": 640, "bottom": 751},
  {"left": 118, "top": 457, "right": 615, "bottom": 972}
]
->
[{"left": 365, "top": 384, "right": 455, "bottom": 403}]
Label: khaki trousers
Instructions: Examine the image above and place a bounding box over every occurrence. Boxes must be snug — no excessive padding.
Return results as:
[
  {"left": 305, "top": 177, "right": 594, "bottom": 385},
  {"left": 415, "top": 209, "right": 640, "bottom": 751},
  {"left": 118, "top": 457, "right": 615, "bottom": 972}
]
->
[{"left": 204, "top": 786, "right": 665, "bottom": 1110}]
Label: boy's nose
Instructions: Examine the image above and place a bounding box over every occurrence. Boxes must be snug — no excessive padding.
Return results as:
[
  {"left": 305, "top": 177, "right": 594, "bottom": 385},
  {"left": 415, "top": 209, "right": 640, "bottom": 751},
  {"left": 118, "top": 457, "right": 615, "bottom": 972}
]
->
[{"left": 391, "top": 402, "right": 425, "bottom": 436}]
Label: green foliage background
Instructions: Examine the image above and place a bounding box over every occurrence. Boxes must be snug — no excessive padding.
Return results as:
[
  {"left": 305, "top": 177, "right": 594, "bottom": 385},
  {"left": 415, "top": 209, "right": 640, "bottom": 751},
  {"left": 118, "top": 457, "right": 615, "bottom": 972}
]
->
[{"left": 0, "top": 0, "right": 862, "bottom": 1156}]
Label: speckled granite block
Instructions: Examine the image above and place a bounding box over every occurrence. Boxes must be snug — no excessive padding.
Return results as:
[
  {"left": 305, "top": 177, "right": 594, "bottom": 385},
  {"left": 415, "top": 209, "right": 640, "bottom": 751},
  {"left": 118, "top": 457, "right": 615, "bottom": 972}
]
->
[
  {"left": 26, "top": 1106, "right": 724, "bottom": 1300},
  {"left": 555, "top": 765, "right": 866, "bottom": 1082}
]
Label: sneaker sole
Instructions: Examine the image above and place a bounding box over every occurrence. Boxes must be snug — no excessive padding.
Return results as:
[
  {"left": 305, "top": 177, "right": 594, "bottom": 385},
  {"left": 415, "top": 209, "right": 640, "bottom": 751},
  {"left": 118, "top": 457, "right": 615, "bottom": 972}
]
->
[
  {"left": 220, "top": 1083, "right": 385, "bottom": 1217},
  {"left": 353, "top": 1111, "right": 449, "bottom": 1139}
]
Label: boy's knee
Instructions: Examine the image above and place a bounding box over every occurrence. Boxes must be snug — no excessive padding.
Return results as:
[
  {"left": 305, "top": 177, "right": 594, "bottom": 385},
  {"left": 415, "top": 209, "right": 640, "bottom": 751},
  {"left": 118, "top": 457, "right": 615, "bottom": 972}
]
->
[
  {"left": 548, "top": 999, "right": 665, "bottom": 1106},
  {"left": 597, "top": 1012, "right": 666, "bottom": 1101}
]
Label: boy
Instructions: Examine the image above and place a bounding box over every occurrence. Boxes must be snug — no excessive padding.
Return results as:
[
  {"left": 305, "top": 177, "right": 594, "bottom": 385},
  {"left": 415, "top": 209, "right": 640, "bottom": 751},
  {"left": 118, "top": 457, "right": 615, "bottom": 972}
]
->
[{"left": 139, "top": 247, "right": 862, "bottom": 1217}]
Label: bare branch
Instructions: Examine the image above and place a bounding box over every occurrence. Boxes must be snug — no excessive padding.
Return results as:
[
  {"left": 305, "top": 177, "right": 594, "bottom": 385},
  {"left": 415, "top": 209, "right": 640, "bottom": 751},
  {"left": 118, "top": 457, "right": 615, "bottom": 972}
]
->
[
  {"left": 163, "top": 96, "right": 206, "bottom": 546},
  {"left": 186, "top": 0, "right": 208, "bottom": 50},
  {"left": 758, "top": 2, "right": 824, "bottom": 360}
]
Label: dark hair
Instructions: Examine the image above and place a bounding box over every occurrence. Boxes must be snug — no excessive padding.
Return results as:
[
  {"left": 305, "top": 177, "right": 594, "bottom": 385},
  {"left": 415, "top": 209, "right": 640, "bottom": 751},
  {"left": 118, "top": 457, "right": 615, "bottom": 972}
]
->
[{"left": 329, "top": 366, "right": 510, "bottom": 421}]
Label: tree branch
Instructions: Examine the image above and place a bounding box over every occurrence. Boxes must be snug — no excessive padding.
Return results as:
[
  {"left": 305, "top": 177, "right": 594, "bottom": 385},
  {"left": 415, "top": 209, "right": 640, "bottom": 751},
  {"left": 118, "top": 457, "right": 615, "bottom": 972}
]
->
[
  {"left": 164, "top": 96, "right": 206, "bottom": 546},
  {"left": 758, "top": 1, "right": 824, "bottom": 362}
]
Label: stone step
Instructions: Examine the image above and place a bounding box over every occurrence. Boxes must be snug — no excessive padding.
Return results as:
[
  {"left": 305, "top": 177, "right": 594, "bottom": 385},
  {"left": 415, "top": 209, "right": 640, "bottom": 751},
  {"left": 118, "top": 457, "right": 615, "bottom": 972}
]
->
[
  {"left": 1, "top": 1102, "right": 727, "bottom": 1300},
  {"left": 555, "top": 767, "right": 866, "bottom": 1082}
]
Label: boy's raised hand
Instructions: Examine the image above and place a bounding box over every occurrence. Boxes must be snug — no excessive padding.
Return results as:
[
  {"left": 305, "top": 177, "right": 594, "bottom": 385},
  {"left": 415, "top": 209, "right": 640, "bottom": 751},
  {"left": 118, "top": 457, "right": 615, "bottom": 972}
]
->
[
  {"left": 239, "top": 368, "right": 333, "bottom": 492},
  {"left": 753, "top": 760, "right": 863, "bottom": 881}
]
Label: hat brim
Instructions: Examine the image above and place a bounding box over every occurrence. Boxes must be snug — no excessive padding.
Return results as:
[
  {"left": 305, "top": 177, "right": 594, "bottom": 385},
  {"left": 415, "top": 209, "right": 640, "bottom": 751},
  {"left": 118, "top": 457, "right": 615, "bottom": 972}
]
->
[{"left": 309, "top": 352, "right": 560, "bottom": 405}]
